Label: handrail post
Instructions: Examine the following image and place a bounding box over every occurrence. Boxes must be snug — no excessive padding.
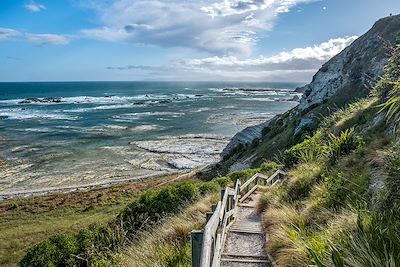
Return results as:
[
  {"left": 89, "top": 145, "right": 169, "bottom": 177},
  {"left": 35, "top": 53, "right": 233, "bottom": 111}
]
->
[
  {"left": 206, "top": 212, "right": 214, "bottom": 222},
  {"left": 190, "top": 230, "right": 203, "bottom": 267},
  {"left": 227, "top": 194, "right": 234, "bottom": 223},
  {"left": 220, "top": 189, "right": 225, "bottom": 201}
]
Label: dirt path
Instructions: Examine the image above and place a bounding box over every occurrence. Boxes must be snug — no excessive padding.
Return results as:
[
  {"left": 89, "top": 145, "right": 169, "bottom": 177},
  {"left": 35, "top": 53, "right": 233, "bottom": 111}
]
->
[{"left": 221, "top": 193, "right": 273, "bottom": 267}]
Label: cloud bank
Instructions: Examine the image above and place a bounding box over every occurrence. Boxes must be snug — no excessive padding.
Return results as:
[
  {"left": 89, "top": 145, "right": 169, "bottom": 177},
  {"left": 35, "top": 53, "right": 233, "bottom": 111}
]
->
[
  {"left": 107, "top": 36, "right": 358, "bottom": 81},
  {"left": 82, "top": 0, "right": 315, "bottom": 55},
  {"left": 0, "top": 27, "right": 69, "bottom": 45}
]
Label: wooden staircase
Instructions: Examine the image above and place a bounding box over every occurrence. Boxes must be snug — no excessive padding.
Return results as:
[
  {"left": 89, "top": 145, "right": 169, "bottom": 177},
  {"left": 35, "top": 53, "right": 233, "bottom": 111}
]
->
[
  {"left": 190, "top": 170, "right": 286, "bottom": 267},
  {"left": 220, "top": 196, "right": 271, "bottom": 267}
]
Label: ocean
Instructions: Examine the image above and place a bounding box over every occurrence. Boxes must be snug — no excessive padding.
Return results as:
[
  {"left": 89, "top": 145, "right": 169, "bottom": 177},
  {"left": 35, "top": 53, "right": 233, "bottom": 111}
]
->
[{"left": 0, "top": 81, "right": 302, "bottom": 193}]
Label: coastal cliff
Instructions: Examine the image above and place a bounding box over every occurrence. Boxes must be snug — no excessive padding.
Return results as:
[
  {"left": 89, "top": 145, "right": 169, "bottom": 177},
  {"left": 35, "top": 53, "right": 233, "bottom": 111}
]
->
[{"left": 215, "top": 14, "right": 400, "bottom": 174}]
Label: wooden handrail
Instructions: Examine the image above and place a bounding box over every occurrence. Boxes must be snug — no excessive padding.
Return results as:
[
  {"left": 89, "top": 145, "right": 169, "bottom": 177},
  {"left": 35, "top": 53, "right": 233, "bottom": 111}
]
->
[
  {"left": 240, "top": 173, "right": 258, "bottom": 192},
  {"left": 191, "top": 170, "right": 286, "bottom": 267},
  {"left": 266, "top": 170, "right": 286, "bottom": 184}
]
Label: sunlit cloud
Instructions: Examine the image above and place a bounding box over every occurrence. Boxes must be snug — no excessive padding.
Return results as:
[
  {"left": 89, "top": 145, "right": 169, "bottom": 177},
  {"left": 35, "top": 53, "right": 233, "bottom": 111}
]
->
[
  {"left": 24, "top": 0, "right": 46, "bottom": 12},
  {"left": 82, "top": 0, "right": 315, "bottom": 55},
  {"left": 107, "top": 36, "right": 358, "bottom": 81}
]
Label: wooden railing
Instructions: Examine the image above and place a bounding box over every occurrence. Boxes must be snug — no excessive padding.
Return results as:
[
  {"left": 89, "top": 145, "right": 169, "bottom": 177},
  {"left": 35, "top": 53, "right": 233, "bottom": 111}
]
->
[{"left": 190, "top": 169, "right": 286, "bottom": 267}]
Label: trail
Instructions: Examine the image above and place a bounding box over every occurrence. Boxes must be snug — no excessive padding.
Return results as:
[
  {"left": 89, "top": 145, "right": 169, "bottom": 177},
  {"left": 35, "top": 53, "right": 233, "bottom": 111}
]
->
[{"left": 221, "top": 193, "right": 272, "bottom": 267}]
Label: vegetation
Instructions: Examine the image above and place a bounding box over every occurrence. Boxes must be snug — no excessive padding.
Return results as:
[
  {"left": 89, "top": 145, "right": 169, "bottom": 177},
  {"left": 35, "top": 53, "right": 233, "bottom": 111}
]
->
[
  {"left": 7, "top": 33, "right": 400, "bottom": 267},
  {"left": 121, "top": 194, "right": 218, "bottom": 267},
  {"left": 260, "top": 44, "right": 400, "bottom": 267},
  {"left": 0, "top": 174, "right": 186, "bottom": 266}
]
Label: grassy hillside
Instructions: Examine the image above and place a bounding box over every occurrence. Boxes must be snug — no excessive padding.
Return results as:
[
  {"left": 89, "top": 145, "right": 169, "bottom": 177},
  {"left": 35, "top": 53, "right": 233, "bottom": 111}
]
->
[
  {"left": 9, "top": 18, "right": 400, "bottom": 267},
  {"left": 258, "top": 44, "right": 400, "bottom": 266},
  {"left": 209, "top": 15, "right": 400, "bottom": 177},
  {"left": 0, "top": 174, "right": 190, "bottom": 266}
]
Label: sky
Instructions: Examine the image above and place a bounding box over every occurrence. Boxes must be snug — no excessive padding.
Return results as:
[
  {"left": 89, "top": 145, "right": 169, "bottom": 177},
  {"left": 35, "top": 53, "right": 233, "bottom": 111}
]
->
[{"left": 0, "top": 0, "right": 399, "bottom": 82}]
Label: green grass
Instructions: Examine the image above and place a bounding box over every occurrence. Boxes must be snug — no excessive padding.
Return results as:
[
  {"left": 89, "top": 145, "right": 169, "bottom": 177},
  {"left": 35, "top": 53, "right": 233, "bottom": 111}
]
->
[
  {"left": 0, "top": 174, "right": 191, "bottom": 266},
  {"left": 0, "top": 205, "right": 122, "bottom": 266}
]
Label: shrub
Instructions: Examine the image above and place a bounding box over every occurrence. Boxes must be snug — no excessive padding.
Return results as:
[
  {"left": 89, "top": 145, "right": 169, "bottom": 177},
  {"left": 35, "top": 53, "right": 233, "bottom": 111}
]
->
[
  {"left": 373, "top": 44, "right": 400, "bottom": 122},
  {"left": 20, "top": 234, "right": 79, "bottom": 267},
  {"left": 259, "top": 161, "right": 282, "bottom": 174},
  {"left": 20, "top": 181, "right": 202, "bottom": 266},
  {"left": 285, "top": 176, "right": 314, "bottom": 203},
  {"left": 317, "top": 173, "right": 348, "bottom": 209},
  {"left": 326, "top": 127, "right": 363, "bottom": 165},
  {"left": 120, "top": 182, "right": 200, "bottom": 236},
  {"left": 342, "top": 210, "right": 400, "bottom": 267},
  {"left": 282, "top": 131, "right": 325, "bottom": 168},
  {"left": 227, "top": 169, "right": 258, "bottom": 183},
  {"left": 213, "top": 176, "right": 230, "bottom": 187},
  {"left": 198, "top": 181, "right": 220, "bottom": 195}
]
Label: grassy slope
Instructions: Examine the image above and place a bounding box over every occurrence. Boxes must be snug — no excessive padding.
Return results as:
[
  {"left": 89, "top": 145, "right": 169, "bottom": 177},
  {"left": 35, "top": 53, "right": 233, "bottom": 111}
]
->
[
  {"left": 0, "top": 174, "right": 188, "bottom": 266},
  {"left": 121, "top": 194, "right": 218, "bottom": 267},
  {"left": 211, "top": 15, "right": 400, "bottom": 177},
  {"left": 258, "top": 61, "right": 400, "bottom": 266}
]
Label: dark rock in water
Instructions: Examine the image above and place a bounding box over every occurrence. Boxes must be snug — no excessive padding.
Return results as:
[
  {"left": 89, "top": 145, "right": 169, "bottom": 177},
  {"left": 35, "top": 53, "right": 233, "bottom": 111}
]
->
[
  {"left": 18, "top": 97, "right": 64, "bottom": 104},
  {"left": 43, "top": 97, "right": 62, "bottom": 103},
  {"left": 158, "top": 99, "right": 173, "bottom": 104}
]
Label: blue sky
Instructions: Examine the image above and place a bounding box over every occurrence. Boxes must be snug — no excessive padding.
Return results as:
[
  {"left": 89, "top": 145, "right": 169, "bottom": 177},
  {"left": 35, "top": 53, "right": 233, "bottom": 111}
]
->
[{"left": 0, "top": 0, "right": 399, "bottom": 82}]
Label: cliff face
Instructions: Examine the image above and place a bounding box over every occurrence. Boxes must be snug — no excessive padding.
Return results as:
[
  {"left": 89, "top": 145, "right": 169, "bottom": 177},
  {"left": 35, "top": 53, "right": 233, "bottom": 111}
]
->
[
  {"left": 212, "top": 14, "right": 400, "bottom": 174},
  {"left": 298, "top": 15, "right": 400, "bottom": 112}
]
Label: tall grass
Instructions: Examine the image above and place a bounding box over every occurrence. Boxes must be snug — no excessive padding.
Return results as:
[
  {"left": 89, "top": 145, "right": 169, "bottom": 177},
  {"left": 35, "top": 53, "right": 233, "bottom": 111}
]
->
[
  {"left": 121, "top": 194, "right": 217, "bottom": 267},
  {"left": 20, "top": 179, "right": 228, "bottom": 266}
]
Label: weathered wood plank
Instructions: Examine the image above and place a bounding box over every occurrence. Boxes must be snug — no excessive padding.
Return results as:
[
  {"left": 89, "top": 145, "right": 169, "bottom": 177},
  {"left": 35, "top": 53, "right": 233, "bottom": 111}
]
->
[
  {"left": 196, "top": 171, "right": 285, "bottom": 267},
  {"left": 240, "top": 173, "right": 259, "bottom": 192},
  {"left": 239, "top": 184, "right": 259, "bottom": 203},
  {"left": 191, "top": 230, "right": 204, "bottom": 267}
]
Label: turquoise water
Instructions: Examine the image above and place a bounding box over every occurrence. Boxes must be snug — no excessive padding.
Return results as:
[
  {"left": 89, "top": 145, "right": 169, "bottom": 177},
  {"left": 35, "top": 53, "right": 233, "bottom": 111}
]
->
[{"left": 0, "top": 81, "right": 302, "bottom": 192}]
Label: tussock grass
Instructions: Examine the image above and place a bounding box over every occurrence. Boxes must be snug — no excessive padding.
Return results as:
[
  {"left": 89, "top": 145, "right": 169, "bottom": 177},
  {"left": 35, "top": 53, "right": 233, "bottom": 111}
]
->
[{"left": 121, "top": 194, "right": 218, "bottom": 267}]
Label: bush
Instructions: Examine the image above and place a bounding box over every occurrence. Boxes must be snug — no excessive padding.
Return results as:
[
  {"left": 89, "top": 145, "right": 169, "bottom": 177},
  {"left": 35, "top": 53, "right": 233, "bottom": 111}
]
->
[
  {"left": 326, "top": 127, "right": 363, "bottom": 165},
  {"left": 282, "top": 131, "right": 325, "bottom": 168},
  {"left": 213, "top": 176, "right": 231, "bottom": 187},
  {"left": 20, "top": 181, "right": 202, "bottom": 266},
  {"left": 259, "top": 161, "right": 282, "bottom": 174},
  {"left": 120, "top": 182, "right": 200, "bottom": 235},
  {"left": 343, "top": 210, "right": 400, "bottom": 267},
  {"left": 20, "top": 234, "right": 79, "bottom": 267},
  {"left": 198, "top": 181, "right": 220, "bottom": 195},
  {"left": 227, "top": 169, "right": 258, "bottom": 183},
  {"left": 318, "top": 173, "right": 348, "bottom": 209},
  {"left": 285, "top": 176, "right": 314, "bottom": 203}
]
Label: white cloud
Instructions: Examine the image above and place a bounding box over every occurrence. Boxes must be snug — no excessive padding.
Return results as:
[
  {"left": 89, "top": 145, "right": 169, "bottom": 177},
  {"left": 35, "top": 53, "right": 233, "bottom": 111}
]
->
[
  {"left": 82, "top": 0, "right": 315, "bottom": 55},
  {"left": 200, "top": 0, "right": 311, "bottom": 17},
  {"left": 25, "top": 33, "right": 70, "bottom": 45},
  {"left": 107, "top": 36, "right": 358, "bottom": 81},
  {"left": 24, "top": 1, "right": 46, "bottom": 12},
  {"left": 0, "top": 27, "right": 21, "bottom": 40},
  {"left": 0, "top": 26, "right": 70, "bottom": 45}
]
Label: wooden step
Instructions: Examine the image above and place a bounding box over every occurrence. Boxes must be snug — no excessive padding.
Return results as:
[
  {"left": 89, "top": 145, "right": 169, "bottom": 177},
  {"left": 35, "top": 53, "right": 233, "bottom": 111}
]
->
[
  {"left": 231, "top": 225, "right": 262, "bottom": 229},
  {"left": 221, "top": 258, "right": 270, "bottom": 263},
  {"left": 238, "top": 203, "right": 256, "bottom": 208},
  {"left": 229, "top": 229, "right": 264, "bottom": 234},
  {"left": 222, "top": 253, "right": 268, "bottom": 259}
]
